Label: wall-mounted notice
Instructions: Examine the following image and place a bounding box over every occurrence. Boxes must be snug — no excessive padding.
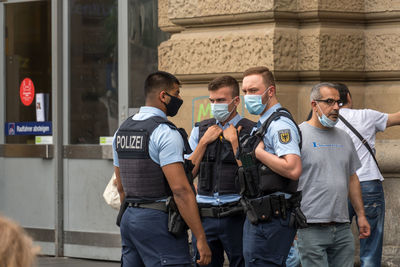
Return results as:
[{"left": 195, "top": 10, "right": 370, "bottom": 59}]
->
[
  {"left": 5, "top": 121, "right": 52, "bottom": 136},
  {"left": 36, "top": 93, "right": 49, "bottom": 122},
  {"left": 35, "top": 136, "right": 53, "bottom": 144},
  {"left": 20, "top": 78, "right": 35, "bottom": 106}
]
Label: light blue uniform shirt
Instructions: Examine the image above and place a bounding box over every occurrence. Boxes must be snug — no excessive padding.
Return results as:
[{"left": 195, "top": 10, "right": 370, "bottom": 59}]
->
[
  {"left": 187, "top": 114, "right": 242, "bottom": 206},
  {"left": 254, "top": 103, "right": 301, "bottom": 198},
  {"left": 255, "top": 103, "right": 301, "bottom": 157},
  {"left": 113, "top": 106, "right": 184, "bottom": 168}
]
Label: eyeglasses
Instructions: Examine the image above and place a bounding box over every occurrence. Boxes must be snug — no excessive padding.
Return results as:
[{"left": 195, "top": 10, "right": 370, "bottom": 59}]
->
[{"left": 315, "top": 98, "right": 343, "bottom": 107}]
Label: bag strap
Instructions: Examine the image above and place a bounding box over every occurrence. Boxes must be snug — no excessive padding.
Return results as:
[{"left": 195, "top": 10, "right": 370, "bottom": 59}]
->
[
  {"left": 254, "top": 108, "right": 302, "bottom": 150},
  {"left": 338, "top": 114, "right": 380, "bottom": 171},
  {"left": 151, "top": 116, "right": 193, "bottom": 154}
]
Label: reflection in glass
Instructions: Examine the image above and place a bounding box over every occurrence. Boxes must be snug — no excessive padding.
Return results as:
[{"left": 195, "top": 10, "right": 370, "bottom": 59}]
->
[
  {"left": 128, "top": 0, "right": 170, "bottom": 108},
  {"left": 5, "top": 1, "right": 51, "bottom": 144},
  {"left": 70, "top": 0, "right": 118, "bottom": 144}
]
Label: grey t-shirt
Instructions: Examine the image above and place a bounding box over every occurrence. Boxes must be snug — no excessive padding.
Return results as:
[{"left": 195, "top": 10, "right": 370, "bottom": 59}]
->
[{"left": 298, "top": 122, "right": 361, "bottom": 223}]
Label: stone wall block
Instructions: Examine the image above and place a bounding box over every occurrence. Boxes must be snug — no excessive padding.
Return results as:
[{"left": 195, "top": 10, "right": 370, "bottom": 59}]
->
[
  {"left": 319, "top": 0, "right": 364, "bottom": 12},
  {"left": 319, "top": 32, "right": 364, "bottom": 71},
  {"left": 168, "top": 0, "right": 274, "bottom": 19},
  {"left": 298, "top": 29, "right": 320, "bottom": 71},
  {"left": 274, "top": 30, "right": 298, "bottom": 70},
  {"left": 274, "top": 0, "right": 297, "bottom": 11},
  {"left": 366, "top": 0, "right": 400, "bottom": 12},
  {"left": 382, "top": 177, "right": 400, "bottom": 266},
  {"left": 159, "top": 0, "right": 182, "bottom": 32},
  {"left": 159, "top": 30, "right": 275, "bottom": 75},
  {"left": 298, "top": 0, "right": 318, "bottom": 11},
  {"left": 366, "top": 30, "right": 400, "bottom": 71}
]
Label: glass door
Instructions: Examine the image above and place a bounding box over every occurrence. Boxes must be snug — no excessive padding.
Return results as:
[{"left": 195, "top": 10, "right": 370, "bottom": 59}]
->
[{"left": 4, "top": 0, "right": 51, "bottom": 144}]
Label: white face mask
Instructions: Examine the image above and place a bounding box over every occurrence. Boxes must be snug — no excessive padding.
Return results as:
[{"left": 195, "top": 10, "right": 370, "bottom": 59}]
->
[{"left": 211, "top": 99, "right": 235, "bottom": 122}]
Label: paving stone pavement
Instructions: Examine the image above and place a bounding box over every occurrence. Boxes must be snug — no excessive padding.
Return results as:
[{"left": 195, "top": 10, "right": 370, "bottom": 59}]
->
[
  {"left": 37, "top": 256, "right": 230, "bottom": 266},
  {"left": 38, "top": 256, "right": 120, "bottom": 267}
]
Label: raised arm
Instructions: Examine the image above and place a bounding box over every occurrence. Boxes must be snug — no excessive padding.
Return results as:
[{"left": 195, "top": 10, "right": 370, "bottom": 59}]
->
[{"left": 387, "top": 111, "right": 400, "bottom": 128}]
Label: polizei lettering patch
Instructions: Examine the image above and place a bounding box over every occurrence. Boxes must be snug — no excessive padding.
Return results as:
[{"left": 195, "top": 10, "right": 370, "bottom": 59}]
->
[
  {"left": 278, "top": 129, "right": 291, "bottom": 144},
  {"left": 116, "top": 131, "right": 147, "bottom": 153}
]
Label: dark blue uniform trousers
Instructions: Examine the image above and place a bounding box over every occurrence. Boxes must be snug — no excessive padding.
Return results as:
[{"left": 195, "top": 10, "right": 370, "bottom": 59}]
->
[
  {"left": 243, "top": 214, "right": 296, "bottom": 267},
  {"left": 120, "top": 207, "right": 192, "bottom": 267},
  {"left": 192, "top": 215, "right": 245, "bottom": 267}
]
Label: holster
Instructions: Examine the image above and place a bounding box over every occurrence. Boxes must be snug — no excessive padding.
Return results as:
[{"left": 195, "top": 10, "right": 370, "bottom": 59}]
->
[
  {"left": 116, "top": 199, "right": 128, "bottom": 227},
  {"left": 241, "top": 197, "right": 272, "bottom": 225},
  {"left": 166, "top": 197, "right": 188, "bottom": 236},
  {"left": 287, "top": 191, "right": 308, "bottom": 229},
  {"left": 241, "top": 193, "right": 305, "bottom": 226}
]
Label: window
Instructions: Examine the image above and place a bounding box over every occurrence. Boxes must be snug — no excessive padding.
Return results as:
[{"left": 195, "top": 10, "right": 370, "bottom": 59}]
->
[
  {"left": 69, "top": 0, "right": 118, "bottom": 144},
  {"left": 128, "top": 0, "right": 170, "bottom": 108},
  {"left": 5, "top": 1, "right": 51, "bottom": 144}
]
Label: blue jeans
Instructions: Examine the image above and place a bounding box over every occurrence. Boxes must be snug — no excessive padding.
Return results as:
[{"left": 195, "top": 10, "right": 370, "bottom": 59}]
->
[
  {"left": 285, "top": 240, "right": 300, "bottom": 267},
  {"left": 297, "top": 223, "right": 354, "bottom": 267},
  {"left": 192, "top": 215, "right": 245, "bottom": 267},
  {"left": 243, "top": 215, "right": 296, "bottom": 266},
  {"left": 349, "top": 180, "right": 385, "bottom": 267},
  {"left": 120, "top": 207, "right": 192, "bottom": 267}
]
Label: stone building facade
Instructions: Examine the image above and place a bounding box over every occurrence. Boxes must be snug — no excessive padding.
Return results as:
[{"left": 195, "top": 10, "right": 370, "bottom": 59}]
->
[{"left": 158, "top": 0, "right": 400, "bottom": 265}]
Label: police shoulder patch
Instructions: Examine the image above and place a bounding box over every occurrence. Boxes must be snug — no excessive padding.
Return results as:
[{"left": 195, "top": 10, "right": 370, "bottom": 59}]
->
[{"left": 278, "top": 129, "right": 291, "bottom": 144}]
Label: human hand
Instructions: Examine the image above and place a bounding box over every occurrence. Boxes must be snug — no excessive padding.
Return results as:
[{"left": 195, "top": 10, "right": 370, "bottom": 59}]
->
[
  {"left": 254, "top": 140, "right": 265, "bottom": 158},
  {"left": 223, "top": 124, "right": 242, "bottom": 143},
  {"left": 196, "top": 238, "right": 212, "bottom": 265},
  {"left": 357, "top": 215, "right": 371, "bottom": 239},
  {"left": 201, "top": 125, "right": 222, "bottom": 145}
]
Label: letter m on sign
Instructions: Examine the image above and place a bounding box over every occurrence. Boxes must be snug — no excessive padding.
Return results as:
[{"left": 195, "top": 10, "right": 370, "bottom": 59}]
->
[{"left": 192, "top": 96, "right": 213, "bottom": 126}]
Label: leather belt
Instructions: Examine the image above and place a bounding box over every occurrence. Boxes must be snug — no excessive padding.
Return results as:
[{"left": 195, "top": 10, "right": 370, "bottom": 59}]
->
[
  {"left": 199, "top": 204, "right": 244, "bottom": 218},
  {"left": 128, "top": 202, "right": 168, "bottom": 212},
  {"left": 307, "top": 222, "right": 347, "bottom": 227}
]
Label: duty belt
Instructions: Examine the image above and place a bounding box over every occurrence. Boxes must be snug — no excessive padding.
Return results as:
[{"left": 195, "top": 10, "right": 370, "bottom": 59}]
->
[
  {"left": 128, "top": 201, "right": 168, "bottom": 212},
  {"left": 199, "top": 203, "right": 244, "bottom": 218}
]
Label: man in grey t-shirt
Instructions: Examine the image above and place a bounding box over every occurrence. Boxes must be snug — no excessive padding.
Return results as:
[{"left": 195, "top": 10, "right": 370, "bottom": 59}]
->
[{"left": 296, "top": 82, "right": 370, "bottom": 267}]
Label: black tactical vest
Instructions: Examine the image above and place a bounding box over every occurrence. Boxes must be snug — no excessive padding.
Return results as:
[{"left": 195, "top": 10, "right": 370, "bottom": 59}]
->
[
  {"left": 116, "top": 116, "right": 190, "bottom": 202},
  {"left": 196, "top": 118, "right": 256, "bottom": 196},
  {"left": 241, "top": 108, "right": 302, "bottom": 196}
]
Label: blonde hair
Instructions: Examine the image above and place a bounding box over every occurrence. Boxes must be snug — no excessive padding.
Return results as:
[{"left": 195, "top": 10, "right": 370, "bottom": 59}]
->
[{"left": 0, "top": 216, "right": 40, "bottom": 267}]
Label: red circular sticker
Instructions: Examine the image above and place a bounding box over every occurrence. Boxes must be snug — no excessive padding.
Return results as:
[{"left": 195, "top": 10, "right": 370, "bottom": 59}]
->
[{"left": 20, "top": 78, "right": 35, "bottom": 106}]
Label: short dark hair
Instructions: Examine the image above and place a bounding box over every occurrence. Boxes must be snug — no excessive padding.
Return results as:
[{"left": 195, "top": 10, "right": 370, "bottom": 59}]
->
[
  {"left": 243, "top": 66, "right": 276, "bottom": 88},
  {"left": 208, "top": 76, "right": 239, "bottom": 97},
  {"left": 333, "top": 83, "right": 351, "bottom": 105},
  {"left": 144, "top": 71, "right": 180, "bottom": 97}
]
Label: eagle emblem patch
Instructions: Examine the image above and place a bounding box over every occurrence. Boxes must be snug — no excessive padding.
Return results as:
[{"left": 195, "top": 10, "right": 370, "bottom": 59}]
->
[{"left": 278, "top": 129, "right": 291, "bottom": 144}]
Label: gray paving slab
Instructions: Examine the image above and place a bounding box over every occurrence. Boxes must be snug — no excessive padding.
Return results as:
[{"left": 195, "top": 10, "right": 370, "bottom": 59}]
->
[{"left": 38, "top": 256, "right": 120, "bottom": 267}]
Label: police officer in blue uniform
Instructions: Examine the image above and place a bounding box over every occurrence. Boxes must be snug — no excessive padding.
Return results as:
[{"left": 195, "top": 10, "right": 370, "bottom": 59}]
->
[
  {"left": 113, "top": 71, "right": 211, "bottom": 266},
  {"left": 187, "top": 76, "right": 255, "bottom": 267},
  {"left": 239, "top": 67, "right": 303, "bottom": 266}
]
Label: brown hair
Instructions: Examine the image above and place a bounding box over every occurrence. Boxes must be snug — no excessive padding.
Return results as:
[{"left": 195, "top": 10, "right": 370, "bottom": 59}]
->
[
  {"left": 208, "top": 75, "right": 240, "bottom": 97},
  {"left": 0, "top": 216, "right": 40, "bottom": 267},
  {"left": 243, "top": 66, "right": 275, "bottom": 88}
]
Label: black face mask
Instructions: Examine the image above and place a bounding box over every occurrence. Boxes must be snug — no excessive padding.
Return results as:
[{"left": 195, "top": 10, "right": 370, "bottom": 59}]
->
[{"left": 163, "top": 92, "right": 183, "bottom": 117}]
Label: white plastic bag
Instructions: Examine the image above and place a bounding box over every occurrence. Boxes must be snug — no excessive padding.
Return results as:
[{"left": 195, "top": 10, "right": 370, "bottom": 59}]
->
[{"left": 103, "top": 172, "right": 121, "bottom": 210}]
